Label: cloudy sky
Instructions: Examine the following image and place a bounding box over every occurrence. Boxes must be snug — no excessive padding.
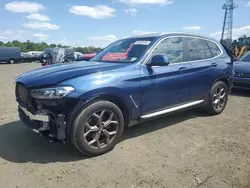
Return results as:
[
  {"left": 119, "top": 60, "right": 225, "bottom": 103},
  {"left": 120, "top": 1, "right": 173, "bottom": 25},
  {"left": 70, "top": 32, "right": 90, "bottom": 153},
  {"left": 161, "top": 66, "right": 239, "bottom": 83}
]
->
[{"left": 0, "top": 0, "right": 249, "bottom": 47}]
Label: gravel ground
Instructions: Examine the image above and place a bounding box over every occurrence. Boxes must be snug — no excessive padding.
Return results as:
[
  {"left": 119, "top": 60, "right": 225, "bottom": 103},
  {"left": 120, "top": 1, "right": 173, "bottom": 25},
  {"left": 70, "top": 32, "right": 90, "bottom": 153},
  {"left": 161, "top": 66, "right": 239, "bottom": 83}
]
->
[{"left": 0, "top": 63, "right": 250, "bottom": 188}]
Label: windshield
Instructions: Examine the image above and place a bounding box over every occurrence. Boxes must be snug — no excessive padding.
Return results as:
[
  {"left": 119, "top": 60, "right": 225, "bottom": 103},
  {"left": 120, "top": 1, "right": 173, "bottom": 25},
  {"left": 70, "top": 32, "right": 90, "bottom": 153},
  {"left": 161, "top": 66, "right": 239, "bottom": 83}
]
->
[
  {"left": 91, "top": 37, "right": 156, "bottom": 63},
  {"left": 240, "top": 51, "right": 250, "bottom": 62}
]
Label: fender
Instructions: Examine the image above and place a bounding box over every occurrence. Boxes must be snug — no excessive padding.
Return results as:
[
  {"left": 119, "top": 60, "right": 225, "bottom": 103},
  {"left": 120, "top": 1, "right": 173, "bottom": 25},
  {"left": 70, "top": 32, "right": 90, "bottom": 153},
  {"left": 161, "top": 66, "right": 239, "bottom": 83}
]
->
[
  {"left": 79, "top": 87, "right": 140, "bottom": 118},
  {"left": 66, "top": 87, "right": 140, "bottom": 138}
]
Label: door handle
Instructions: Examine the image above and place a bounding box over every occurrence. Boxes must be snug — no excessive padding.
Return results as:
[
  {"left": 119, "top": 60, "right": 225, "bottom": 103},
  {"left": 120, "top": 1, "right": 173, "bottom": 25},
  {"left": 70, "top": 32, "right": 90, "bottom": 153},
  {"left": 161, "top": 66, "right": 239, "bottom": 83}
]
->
[
  {"left": 211, "top": 62, "right": 217, "bottom": 67},
  {"left": 179, "top": 67, "right": 187, "bottom": 73}
]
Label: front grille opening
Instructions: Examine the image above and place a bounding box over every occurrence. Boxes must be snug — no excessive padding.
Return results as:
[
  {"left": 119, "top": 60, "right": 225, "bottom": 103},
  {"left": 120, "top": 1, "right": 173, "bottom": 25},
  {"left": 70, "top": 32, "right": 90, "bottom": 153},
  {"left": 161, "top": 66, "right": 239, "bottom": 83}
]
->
[
  {"left": 16, "top": 83, "right": 28, "bottom": 105},
  {"left": 16, "top": 83, "right": 37, "bottom": 113}
]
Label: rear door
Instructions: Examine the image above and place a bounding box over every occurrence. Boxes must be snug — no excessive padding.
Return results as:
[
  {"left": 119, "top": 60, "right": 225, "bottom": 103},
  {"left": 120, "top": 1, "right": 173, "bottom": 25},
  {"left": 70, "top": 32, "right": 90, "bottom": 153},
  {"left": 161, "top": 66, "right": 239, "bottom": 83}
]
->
[
  {"left": 184, "top": 37, "right": 223, "bottom": 101},
  {"left": 140, "top": 37, "right": 193, "bottom": 115}
]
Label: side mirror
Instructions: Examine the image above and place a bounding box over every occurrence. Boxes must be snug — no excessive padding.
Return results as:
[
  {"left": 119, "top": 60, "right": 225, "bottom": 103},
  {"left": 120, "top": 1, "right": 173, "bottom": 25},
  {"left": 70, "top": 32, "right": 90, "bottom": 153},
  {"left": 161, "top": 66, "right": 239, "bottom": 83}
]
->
[{"left": 149, "top": 54, "right": 169, "bottom": 66}]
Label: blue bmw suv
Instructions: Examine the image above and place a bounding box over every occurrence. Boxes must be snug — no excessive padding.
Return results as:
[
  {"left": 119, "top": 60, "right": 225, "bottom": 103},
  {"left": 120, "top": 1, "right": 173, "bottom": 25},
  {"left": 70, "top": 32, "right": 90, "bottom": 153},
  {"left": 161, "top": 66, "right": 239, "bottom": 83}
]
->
[{"left": 15, "top": 33, "right": 234, "bottom": 156}]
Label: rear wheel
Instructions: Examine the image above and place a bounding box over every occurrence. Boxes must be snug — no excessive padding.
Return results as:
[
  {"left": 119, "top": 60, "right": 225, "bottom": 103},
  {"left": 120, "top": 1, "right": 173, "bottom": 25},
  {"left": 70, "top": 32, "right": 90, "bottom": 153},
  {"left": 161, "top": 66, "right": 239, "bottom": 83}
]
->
[
  {"left": 9, "top": 59, "right": 15, "bottom": 64},
  {"left": 205, "top": 81, "right": 228, "bottom": 115},
  {"left": 71, "top": 101, "right": 124, "bottom": 156}
]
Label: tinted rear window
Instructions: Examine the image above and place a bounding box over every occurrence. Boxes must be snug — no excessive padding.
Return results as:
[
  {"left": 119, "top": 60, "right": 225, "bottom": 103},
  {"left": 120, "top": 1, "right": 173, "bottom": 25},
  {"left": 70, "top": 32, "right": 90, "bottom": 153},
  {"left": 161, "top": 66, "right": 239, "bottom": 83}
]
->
[
  {"left": 202, "top": 40, "right": 212, "bottom": 59},
  {"left": 187, "top": 38, "right": 206, "bottom": 61},
  {"left": 206, "top": 41, "right": 221, "bottom": 57}
]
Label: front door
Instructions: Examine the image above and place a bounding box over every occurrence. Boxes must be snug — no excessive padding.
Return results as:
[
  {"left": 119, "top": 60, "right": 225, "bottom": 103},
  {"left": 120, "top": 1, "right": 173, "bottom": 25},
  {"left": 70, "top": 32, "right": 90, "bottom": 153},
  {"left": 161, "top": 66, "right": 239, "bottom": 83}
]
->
[{"left": 140, "top": 37, "right": 192, "bottom": 115}]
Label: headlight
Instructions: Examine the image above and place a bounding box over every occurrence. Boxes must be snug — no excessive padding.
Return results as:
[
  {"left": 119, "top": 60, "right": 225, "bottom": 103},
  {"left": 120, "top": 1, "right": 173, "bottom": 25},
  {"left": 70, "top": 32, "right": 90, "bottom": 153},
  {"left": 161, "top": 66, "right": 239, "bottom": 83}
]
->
[{"left": 31, "top": 86, "right": 75, "bottom": 99}]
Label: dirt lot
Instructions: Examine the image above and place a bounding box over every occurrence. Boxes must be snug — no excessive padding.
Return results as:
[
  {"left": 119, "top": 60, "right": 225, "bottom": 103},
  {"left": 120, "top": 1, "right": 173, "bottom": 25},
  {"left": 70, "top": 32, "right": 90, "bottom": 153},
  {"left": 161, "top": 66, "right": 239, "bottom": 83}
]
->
[{"left": 0, "top": 63, "right": 250, "bottom": 188}]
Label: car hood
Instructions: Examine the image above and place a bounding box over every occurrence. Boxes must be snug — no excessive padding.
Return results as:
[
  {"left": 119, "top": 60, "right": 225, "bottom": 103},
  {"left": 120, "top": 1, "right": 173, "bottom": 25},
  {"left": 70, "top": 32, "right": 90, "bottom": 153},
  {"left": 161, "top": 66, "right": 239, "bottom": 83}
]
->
[
  {"left": 16, "top": 61, "right": 128, "bottom": 87},
  {"left": 234, "top": 61, "right": 250, "bottom": 73}
]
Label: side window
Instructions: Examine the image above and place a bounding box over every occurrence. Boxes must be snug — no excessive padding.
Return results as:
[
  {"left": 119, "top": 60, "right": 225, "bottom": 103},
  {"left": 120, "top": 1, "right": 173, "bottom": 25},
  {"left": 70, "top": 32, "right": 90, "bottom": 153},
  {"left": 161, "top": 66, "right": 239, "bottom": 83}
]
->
[
  {"left": 202, "top": 40, "right": 212, "bottom": 59},
  {"left": 152, "top": 37, "right": 184, "bottom": 64},
  {"left": 187, "top": 38, "right": 206, "bottom": 61},
  {"left": 207, "top": 41, "right": 221, "bottom": 57}
]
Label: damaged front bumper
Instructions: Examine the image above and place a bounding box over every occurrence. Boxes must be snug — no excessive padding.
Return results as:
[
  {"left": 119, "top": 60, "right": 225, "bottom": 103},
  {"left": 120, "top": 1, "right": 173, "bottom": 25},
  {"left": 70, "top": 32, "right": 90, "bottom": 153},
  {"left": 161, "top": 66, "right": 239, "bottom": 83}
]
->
[
  {"left": 19, "top": 105, "right": 49, "bottom": 122},
  {"left": 18, "top": 105, "right": 67, "bottom": 141}
]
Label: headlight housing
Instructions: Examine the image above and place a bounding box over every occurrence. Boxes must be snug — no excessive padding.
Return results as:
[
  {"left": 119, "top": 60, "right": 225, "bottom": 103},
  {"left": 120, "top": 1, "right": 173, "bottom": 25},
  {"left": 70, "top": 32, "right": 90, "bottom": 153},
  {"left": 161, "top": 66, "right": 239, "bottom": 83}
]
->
[{"left": 31, "top": 86, "right": 75, "bottom": 99}]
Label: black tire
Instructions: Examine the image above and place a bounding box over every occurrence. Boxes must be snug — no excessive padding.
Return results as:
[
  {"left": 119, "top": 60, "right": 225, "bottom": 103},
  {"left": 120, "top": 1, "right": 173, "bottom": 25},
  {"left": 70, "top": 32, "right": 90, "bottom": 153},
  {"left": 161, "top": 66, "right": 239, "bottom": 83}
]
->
[
  {"left": 205, "top": 81, "right": 228, "bottom": 115},
  {"left": 9, "top": 59, "right": 15, "bottom": 64},
  {"left": 71, "top": 101, "right": 124, "bottom": 156}
]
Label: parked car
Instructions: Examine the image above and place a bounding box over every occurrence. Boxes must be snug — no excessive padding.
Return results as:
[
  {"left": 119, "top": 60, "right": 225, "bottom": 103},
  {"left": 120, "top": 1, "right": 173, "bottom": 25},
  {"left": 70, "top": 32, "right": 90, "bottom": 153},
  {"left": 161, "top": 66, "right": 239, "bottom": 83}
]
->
[
  {"left": 64, "top": 48, "right": 75, "bottom": 61},
  {"left": 21, "top": 53, "right": 33, "bottom": 62},
  {"left": 15, "top": 33, "right": 234, "bottom": 156},
  {"left": 39, "top": 48, "right": 54, "bottom": 65},
  {"left": 38, "top": 52, "right": 47, "bottom": 65},
  {"left": 0, "top": 47, "right": 21, "bottom": 64},
  {"left": 40, "top": 48, "right": 75, "bottom": 66},
  {"left": 28, "top": 51, "right": 43, "bottom": 61},
  {"left": 233, "top": 51, "right": 250, "bottom": 89},
  {"left": 32, "top": 53, "right": 42, "bottom": 61},
  {"left": 28, "top": 51, "right": 43, "bottom": 56},
  {"left": 74, "top": 52, "right": 83, "bottom": 60},
  {"left": 50, "top": 48, "right": 74, "bottom": 64}
]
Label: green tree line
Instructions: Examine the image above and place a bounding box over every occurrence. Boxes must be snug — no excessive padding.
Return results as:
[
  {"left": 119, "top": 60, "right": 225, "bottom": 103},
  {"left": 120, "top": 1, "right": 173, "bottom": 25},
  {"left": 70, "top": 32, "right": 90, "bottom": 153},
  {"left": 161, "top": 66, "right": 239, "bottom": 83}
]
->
[{"left": 0, "top": 40, "right": 102, "bottom": 54}]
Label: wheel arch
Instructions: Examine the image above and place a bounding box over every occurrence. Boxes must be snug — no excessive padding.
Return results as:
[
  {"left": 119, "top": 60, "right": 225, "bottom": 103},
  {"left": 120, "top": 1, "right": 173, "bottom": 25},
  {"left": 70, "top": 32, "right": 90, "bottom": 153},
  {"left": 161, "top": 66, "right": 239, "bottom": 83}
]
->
[
  {"left": 215, "top": 76, "right": 230, "bottom": 90},
  {"left": 9, "top": 58, "right": 15, "bottom": 63},
  {"left": 204, "top": 76, "right": 230, "bottom": 103},
  {"left": 204, "top": 77, "right": 229, "bottom": 115},
  {"left": 92, "top": 94, "right": 131, "bottom": 126},
  {"left": 67, "top": 93, "right": 131, "bottom": 138}
]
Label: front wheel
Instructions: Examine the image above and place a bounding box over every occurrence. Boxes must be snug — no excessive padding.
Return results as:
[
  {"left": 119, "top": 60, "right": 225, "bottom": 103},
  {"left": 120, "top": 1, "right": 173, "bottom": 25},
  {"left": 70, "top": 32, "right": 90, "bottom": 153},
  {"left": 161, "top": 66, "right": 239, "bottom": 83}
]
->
[
  {"left": 71, "top": 101, "right": 124, "bottom": 156},
  {"left": 204, "top": 81, "right": 228, "bottom": 115}
]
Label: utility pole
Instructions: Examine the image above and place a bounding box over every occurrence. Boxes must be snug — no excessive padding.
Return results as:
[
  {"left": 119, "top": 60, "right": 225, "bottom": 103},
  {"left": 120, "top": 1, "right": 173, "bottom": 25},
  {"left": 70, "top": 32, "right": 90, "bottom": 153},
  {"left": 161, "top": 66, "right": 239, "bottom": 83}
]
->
[{"left": 221, "top": 0, "right": 237, "bottom": 49}]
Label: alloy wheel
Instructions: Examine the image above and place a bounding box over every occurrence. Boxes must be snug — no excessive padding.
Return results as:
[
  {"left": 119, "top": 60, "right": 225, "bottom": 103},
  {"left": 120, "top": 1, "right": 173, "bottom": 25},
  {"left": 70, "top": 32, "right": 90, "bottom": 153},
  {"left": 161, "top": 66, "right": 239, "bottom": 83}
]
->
[
  {"left": 83, "top": 109, "right": 119, "bottom": 149},
  {"left": 213, "top": 86, "right": 226, "bottom": 111}
]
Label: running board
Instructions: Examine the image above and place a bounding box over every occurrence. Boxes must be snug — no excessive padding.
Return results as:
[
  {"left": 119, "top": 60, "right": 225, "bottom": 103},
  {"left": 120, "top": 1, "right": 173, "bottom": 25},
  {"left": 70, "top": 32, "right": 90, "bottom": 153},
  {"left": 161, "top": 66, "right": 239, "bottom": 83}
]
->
[{"left": 140, "top": 100, "right": 204, "bottom": 119}]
